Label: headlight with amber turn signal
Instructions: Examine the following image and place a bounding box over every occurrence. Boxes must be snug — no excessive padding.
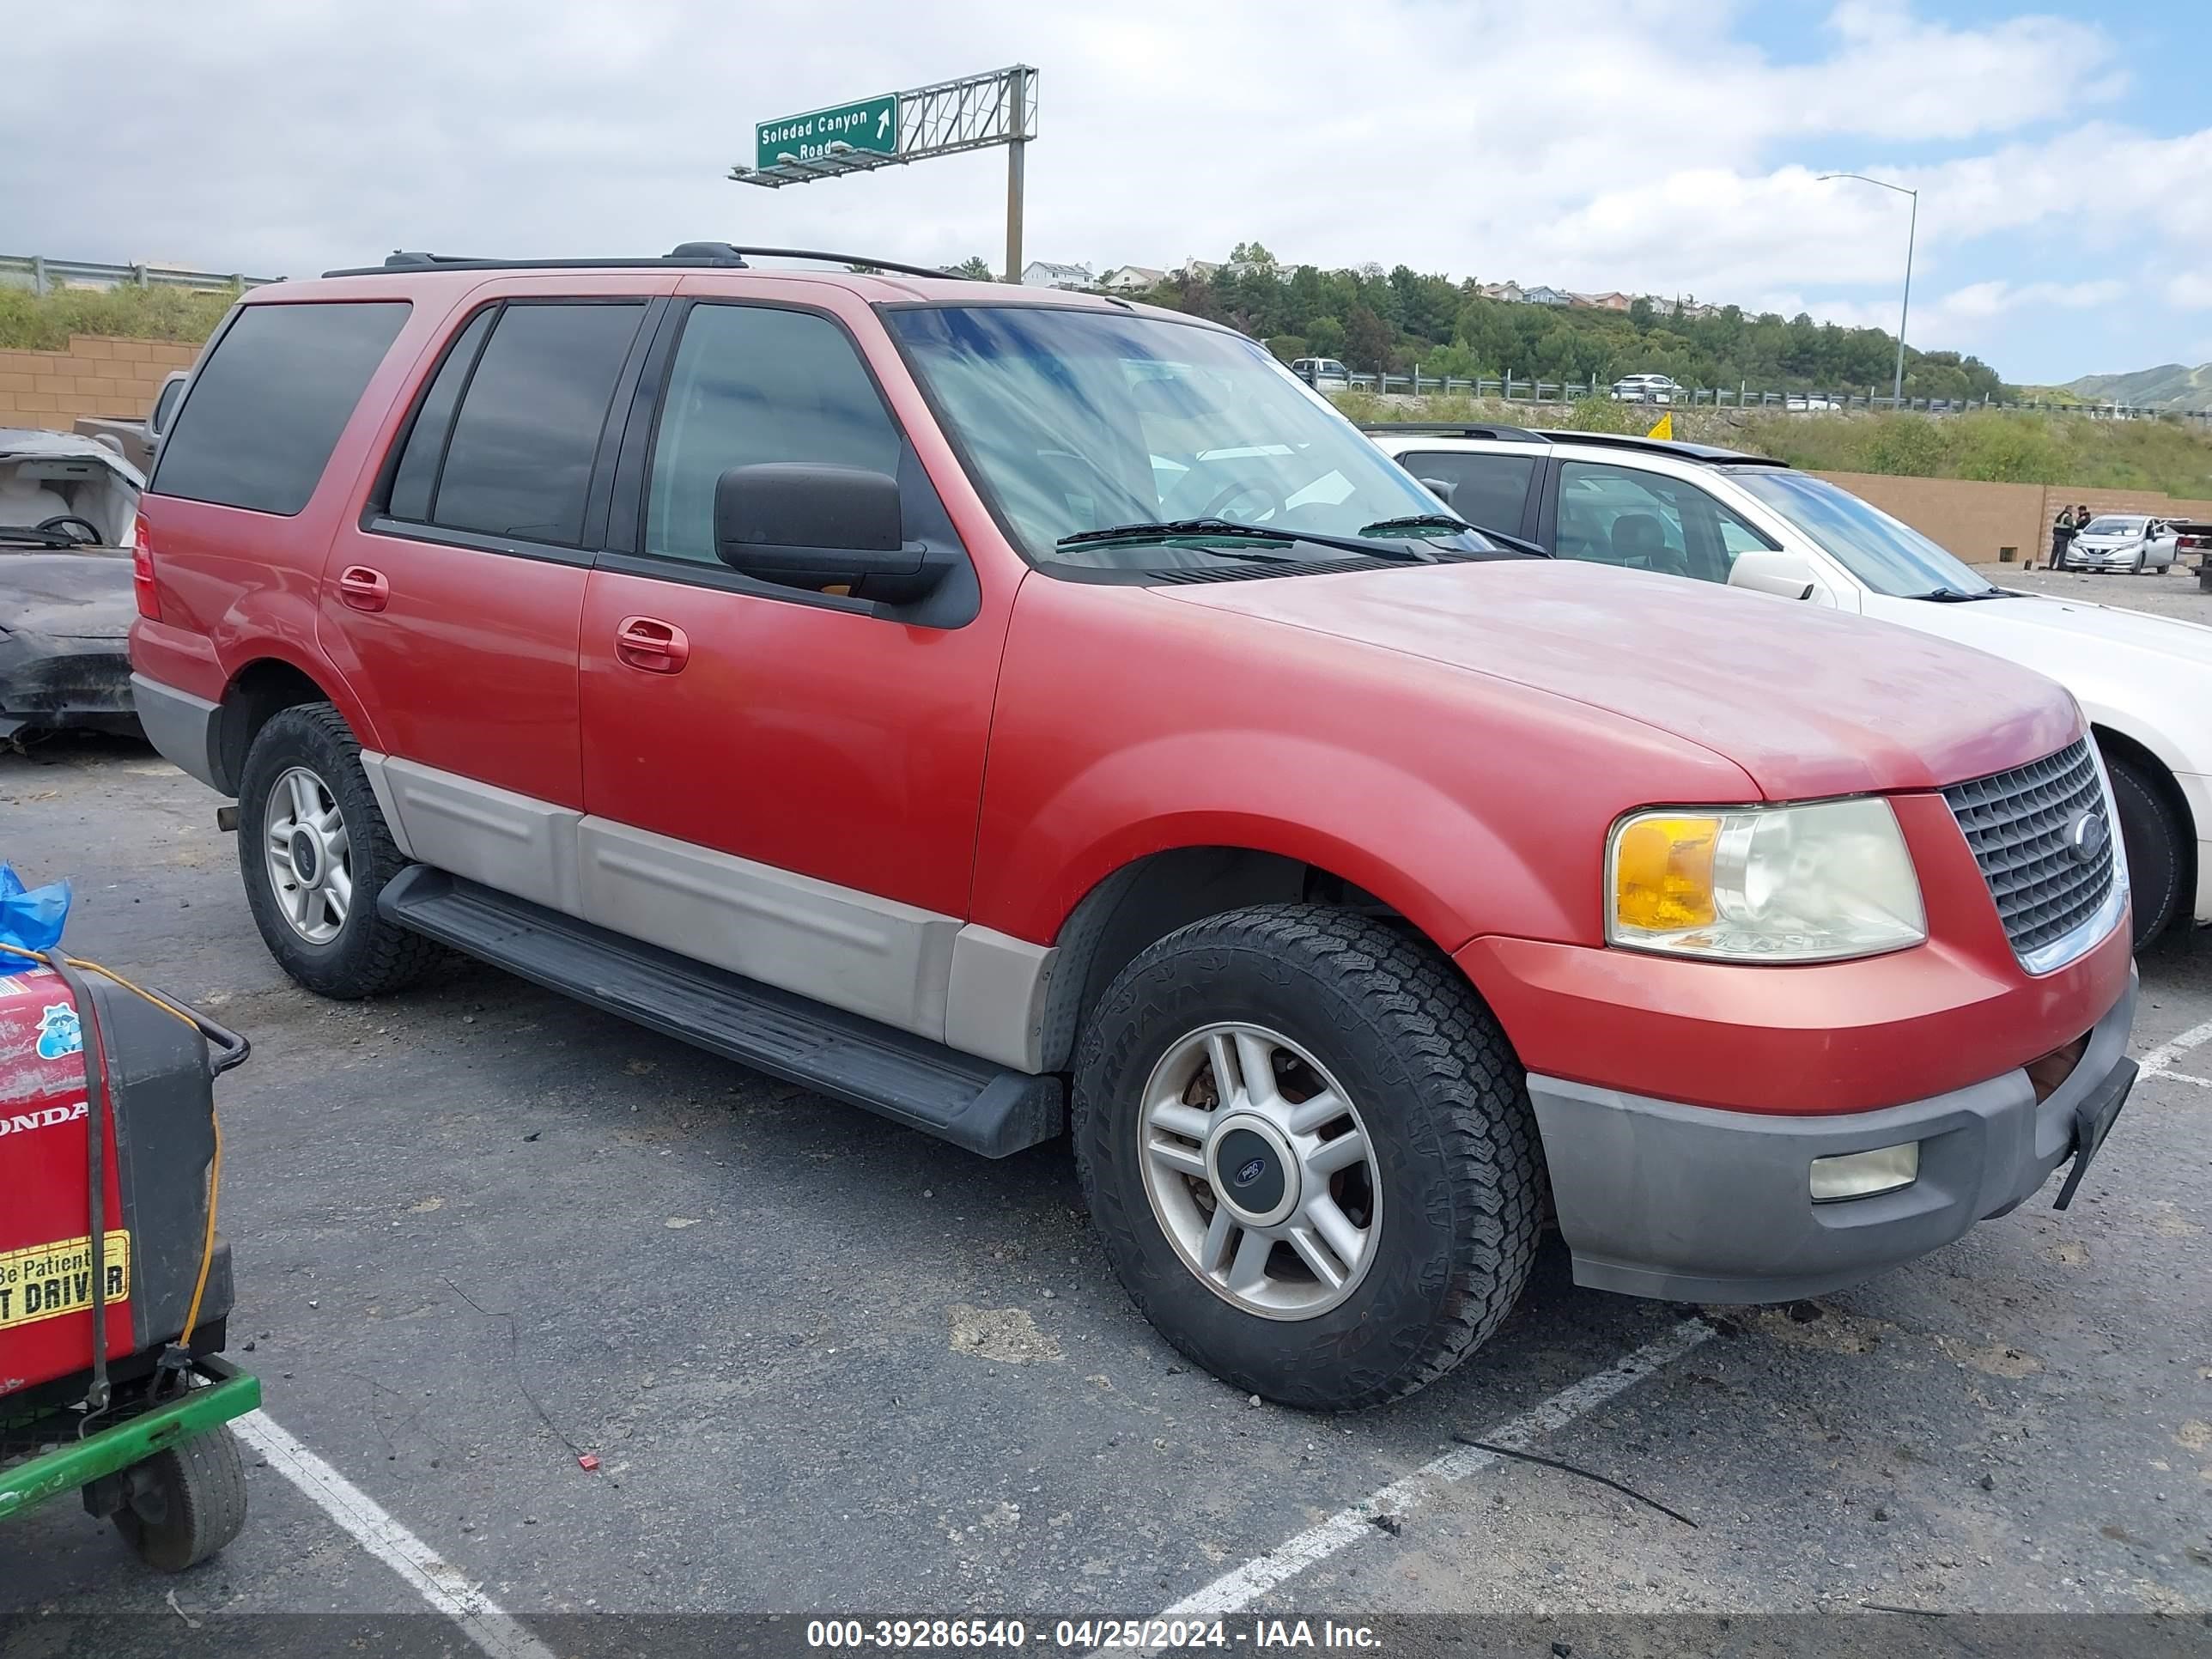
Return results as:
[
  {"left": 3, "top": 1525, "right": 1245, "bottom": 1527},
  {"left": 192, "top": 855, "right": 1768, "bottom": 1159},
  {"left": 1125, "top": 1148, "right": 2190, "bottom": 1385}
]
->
[{"left": 1607, "top": 798, "right": 1926, "bottom": 963}]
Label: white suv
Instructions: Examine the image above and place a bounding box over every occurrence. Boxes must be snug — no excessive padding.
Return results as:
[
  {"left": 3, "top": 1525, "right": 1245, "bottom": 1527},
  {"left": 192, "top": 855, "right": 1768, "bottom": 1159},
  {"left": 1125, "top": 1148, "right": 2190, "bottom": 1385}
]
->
[{"left": 1365, "top": 422, "right": 2212, "bottom": 945}]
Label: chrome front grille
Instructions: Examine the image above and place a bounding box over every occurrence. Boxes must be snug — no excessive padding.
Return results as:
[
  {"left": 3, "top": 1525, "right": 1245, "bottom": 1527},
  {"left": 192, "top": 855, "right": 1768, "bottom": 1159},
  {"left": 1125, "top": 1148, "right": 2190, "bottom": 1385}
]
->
[{"left": 1942, "top": 738, "right": 2117, "bottom": 965}]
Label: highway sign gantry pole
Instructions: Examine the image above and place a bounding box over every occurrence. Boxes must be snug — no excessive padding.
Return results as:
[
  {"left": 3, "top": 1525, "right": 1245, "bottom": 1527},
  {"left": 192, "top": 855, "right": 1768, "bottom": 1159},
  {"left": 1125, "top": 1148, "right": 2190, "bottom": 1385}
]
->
[{"left": 732, "top": 65, "right": 1041, "bottom": 283}]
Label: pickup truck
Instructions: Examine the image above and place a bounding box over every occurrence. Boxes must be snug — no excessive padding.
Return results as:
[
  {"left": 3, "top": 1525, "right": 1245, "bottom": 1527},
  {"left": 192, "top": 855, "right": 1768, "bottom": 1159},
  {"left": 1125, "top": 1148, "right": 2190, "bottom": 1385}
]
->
[
  {"left": 128, "top": 246, "right": 2139, "bottom": 1408},
  {"left": 74, "top": 369, "right": 189, "bottom": 476}
]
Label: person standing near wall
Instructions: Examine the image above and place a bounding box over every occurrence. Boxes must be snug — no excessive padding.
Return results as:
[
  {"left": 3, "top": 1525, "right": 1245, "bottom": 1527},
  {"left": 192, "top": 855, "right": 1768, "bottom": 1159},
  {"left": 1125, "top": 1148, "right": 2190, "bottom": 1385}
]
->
[{"left": 2051, "top": 502, "right": 2080, "bottom": 569}]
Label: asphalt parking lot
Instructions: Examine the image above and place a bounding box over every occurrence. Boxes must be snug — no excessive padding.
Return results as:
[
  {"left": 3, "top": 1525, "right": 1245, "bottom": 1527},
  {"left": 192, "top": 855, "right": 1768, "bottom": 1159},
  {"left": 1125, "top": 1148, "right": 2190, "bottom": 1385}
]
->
[{"left": 3, "top": 568, "right": 2209, "bottom": 1651}]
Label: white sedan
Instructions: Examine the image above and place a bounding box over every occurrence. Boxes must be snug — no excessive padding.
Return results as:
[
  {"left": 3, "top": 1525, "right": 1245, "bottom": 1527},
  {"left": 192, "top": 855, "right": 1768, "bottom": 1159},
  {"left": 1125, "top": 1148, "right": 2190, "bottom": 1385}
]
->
[
  {"left": 1609, "top": 374, "right": 1680, "bottom": 404},
  {"left": 2062, "top": 514, "right": 2179, "bottom": 574}
]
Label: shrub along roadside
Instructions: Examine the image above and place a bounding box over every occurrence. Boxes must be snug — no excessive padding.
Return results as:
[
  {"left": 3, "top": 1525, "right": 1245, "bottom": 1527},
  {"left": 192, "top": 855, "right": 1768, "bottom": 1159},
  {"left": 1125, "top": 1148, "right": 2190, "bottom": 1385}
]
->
[{"left": 0, "top": 284, "right": 240, "bottom": 352}]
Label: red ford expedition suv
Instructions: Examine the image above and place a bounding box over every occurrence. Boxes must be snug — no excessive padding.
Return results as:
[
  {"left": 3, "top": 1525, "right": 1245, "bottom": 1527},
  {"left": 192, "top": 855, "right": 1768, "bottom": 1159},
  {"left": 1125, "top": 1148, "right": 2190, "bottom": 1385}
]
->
[{"left": 129, "top": 246, "right": 2138, "bottom": 1408}]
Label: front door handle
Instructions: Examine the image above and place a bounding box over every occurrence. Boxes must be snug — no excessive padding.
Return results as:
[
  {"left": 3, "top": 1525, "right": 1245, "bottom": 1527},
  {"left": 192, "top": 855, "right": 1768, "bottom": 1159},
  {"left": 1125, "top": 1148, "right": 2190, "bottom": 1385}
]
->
[
  {"left": 616, "top": 616, "right": 690, "bottom": 673},
  {"left": 337, "top": 565, "right": 390, "bottom": 612}
]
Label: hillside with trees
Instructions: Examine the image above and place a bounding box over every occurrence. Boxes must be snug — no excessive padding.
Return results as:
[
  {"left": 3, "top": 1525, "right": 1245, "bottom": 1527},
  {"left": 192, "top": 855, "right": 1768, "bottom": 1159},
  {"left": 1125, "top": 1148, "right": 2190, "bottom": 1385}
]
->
[{"left": 1123, "top": 243, "right": 2008, "bottom": 404}]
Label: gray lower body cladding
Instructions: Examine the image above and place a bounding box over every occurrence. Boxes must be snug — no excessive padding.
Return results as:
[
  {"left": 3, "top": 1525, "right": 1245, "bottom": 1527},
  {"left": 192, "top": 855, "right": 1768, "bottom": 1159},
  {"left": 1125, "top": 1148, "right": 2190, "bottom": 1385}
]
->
[{"left": 1528, "top": 966, "right": 2138, "bottom": 1304}]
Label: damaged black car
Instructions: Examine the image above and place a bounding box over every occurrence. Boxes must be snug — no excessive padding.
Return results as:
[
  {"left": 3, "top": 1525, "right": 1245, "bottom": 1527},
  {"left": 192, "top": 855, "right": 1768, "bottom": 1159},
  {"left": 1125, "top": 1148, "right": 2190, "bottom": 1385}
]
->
[{"left": 1, "top": 429, "right": 143, "bottom": 741}]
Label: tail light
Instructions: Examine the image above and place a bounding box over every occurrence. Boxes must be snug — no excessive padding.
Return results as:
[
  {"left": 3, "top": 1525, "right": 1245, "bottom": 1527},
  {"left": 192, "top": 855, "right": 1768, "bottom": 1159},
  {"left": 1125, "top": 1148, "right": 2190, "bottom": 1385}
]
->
[{"left": 132, "top": 517, "right": 162, "bottom": 622}]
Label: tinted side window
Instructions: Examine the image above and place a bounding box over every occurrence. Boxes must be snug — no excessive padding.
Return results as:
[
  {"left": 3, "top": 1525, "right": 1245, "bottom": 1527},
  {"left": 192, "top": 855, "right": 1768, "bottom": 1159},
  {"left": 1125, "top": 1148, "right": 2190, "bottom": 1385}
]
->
[
  {"left": 432, "top": 303, "right": 645, "bottom": 546},
  {"left": 645, "top": 304, "right": 902, "bottom": 563},
  {"left": 1401, "top": 452, "right": 1536, "bottom": 535},
  {"left": 386, "top": 307, "right": 496, "bottom": 524},
  {"left": 1555, "top": 462, "right": 1689, "bottom": 572},
  {"left": 152, "top": 301, "right": 410, "bottom": 514}
]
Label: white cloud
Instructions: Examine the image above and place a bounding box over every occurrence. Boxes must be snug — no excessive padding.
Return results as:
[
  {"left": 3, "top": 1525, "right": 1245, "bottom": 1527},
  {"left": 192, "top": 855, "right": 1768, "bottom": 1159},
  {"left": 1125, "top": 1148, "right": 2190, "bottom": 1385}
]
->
[
  {"left": 0, "top": 0, "right": 2195, "bottom": 380},
  {"left": 2168, "top": 273, "right": 2212, "bottom": 311}
]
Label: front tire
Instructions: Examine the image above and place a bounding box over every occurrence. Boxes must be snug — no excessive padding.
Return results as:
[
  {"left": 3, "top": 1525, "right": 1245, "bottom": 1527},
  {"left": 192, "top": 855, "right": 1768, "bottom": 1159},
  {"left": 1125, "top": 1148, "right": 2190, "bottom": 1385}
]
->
[
  {"left": 2110, "top": 757, "right": 2185, "bottom": 945},
  {"left": 238, "top": 703, "right": 443, "bottom": 998},
  {"left": 1073, "top": 906, "right": 1543, "bottom": 1410}
]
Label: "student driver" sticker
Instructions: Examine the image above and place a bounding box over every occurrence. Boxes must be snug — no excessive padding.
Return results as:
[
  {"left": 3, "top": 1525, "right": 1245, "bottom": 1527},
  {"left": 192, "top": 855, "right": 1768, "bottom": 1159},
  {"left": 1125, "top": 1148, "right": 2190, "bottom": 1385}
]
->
[{"left": 0, "top": 1232, "right": 131, "bottom": 1331}]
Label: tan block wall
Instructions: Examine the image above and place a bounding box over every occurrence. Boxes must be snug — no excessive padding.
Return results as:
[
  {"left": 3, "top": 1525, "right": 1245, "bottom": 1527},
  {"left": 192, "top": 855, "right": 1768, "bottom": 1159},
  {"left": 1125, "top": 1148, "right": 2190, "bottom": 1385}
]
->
[
  {"left": 1811, "top": 471, "right": 2212, "bottom": 565},
  {"left": 0, "top": 333, "right": 201, "bottom": 430}
]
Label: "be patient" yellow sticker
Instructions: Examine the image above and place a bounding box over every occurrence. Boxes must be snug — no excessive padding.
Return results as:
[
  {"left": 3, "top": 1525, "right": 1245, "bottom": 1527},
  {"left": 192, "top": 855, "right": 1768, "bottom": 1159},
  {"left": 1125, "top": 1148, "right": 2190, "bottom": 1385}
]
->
[{"left": 0, "top": 1232, "right": 131, "bottom": 1331}]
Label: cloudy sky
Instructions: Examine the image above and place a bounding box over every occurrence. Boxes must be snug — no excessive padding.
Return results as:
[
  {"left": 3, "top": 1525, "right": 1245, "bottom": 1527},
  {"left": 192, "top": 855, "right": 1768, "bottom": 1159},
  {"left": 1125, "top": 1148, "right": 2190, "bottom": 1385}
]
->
[{"left": 9, "top": 0, "right": 2206, "bottom": 386}]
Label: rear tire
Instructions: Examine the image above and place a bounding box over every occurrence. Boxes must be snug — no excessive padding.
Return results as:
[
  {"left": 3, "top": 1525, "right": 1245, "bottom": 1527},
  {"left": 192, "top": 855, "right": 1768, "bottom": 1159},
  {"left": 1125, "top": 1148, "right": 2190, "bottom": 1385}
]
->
[
  {"left": 112, "top": 1427, "right": 248, "bottom": 1572},
  {"left": 1073, "top": 905, "right": 1543, "bottom": 1410},
  {"left": 2110, "top": 756, "right": 2185, "bottom": 945},
  {"left": 238, "top": 703, "right": 443, "bottom": 998}
]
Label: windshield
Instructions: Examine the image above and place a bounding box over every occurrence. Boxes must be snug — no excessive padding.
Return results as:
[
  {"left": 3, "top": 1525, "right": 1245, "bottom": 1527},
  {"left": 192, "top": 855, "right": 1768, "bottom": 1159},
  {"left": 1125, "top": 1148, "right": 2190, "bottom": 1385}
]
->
[
  {"left": 1729, "top": 469, "right": 1999, "bottom": 598},
  {"left": 885, "top": 306, "right": 1493, "bottom": 568},
  {"left": 2080, "top": 517, "right": 2140, "bottom": 537}
]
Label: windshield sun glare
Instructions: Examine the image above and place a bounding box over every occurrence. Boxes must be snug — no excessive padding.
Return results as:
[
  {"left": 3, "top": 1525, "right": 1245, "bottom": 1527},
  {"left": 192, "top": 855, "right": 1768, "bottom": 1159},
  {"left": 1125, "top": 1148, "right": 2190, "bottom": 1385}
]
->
[{"left": 885, "top": 305, "right": 1486, "bottom": 570}]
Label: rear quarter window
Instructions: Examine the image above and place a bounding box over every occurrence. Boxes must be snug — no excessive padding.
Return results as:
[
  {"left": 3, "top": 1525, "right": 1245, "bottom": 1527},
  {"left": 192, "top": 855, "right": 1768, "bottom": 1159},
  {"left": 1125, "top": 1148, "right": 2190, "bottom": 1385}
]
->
[{"left": 151, "top": 301, "right": 410, "bottom": 515}]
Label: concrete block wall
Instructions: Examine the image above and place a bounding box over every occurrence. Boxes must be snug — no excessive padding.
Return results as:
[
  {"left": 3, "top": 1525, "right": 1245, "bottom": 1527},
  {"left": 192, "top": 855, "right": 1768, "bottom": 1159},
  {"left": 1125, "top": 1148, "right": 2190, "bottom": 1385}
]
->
[
  {"left": 1814, "top": 470, "right": 2212, "bottom": 565},
  {"left": 0, "top": 333, "right": 200, "bottom": 429}
]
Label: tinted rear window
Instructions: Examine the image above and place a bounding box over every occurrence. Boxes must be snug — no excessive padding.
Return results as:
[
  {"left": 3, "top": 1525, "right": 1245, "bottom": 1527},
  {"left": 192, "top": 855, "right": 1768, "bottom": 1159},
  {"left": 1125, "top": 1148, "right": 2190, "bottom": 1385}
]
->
[
  {"left": 1400, "top": 451, "right": 1538, "bottom": 537},
  {"left": 152, "top": 301, "right": 410, "bottom": 514}
]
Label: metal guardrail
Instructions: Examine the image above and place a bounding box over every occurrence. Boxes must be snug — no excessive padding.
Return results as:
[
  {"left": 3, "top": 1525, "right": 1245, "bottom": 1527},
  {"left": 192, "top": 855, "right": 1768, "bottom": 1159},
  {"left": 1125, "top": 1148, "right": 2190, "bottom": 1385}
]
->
[
  {"left": 1340, "top": 370, "right": 2208, "bottom": 422},
  {"left": 0, "top": 254, "right": 281, "bottom": 296}
]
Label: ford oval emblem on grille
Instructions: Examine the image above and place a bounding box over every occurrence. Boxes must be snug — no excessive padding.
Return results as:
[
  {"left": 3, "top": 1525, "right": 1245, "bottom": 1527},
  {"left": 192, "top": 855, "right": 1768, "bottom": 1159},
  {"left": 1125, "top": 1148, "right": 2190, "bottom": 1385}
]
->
[
  {"left": 1234, "top": 1157, "right": 1267, "bottom": 1187},
  {"left": 2067, "top": 811, "right": 2108, "bottom": 864}
]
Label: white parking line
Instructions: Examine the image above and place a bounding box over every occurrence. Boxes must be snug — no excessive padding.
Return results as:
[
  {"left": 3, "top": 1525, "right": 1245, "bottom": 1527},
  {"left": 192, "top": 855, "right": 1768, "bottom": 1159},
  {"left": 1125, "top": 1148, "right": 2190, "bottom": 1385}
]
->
[
  {"left": 2140, "top": 1016, "right": 2212, "bottom": 1089},
  {"left": 231, "top": 1410, "right": 555, "bottom": 1659},
  {"left": 1152, "top": 1318, "right": 1712, "bottom": 1620}
]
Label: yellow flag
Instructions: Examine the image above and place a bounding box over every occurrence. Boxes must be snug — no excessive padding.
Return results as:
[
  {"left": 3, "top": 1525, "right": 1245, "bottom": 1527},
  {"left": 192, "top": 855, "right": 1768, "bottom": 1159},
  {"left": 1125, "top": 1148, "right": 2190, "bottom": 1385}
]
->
[{"left": 1646, "top": 413, "right": 1674, "bottom": 441}]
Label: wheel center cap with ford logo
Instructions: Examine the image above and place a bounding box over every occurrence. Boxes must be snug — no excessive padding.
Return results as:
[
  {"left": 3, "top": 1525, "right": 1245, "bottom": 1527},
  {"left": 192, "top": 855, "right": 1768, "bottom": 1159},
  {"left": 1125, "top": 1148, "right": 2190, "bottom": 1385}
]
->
[
  {"left": 291, "top": 829, "right": 322, "bottom": 885},
  {"left": 1206, "top": 1115, "right": 1299, "bottom": 1227},
  {"left": 2066, "top": 810, "right": 2108, "bottom": 866}
]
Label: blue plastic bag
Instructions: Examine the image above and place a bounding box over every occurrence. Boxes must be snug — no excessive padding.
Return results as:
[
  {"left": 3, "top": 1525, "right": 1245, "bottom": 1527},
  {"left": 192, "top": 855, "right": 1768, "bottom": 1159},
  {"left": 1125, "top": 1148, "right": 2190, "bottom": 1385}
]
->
[{"left": 0, "top": 863, "right": 70, "bottom": 973}]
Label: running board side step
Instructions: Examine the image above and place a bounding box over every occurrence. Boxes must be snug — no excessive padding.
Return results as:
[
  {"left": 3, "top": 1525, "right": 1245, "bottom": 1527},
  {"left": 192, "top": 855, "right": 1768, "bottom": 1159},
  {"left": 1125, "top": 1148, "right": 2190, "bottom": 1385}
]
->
[{"left": 379, "top": 866, "right": 1063, "bottom": 1158}]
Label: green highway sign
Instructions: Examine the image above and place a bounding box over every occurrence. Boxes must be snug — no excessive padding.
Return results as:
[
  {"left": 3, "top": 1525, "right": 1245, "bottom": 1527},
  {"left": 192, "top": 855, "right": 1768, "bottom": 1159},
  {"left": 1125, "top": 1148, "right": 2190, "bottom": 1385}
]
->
[{"left": 756, "top": 93, "right": 900, "bottom": 168}]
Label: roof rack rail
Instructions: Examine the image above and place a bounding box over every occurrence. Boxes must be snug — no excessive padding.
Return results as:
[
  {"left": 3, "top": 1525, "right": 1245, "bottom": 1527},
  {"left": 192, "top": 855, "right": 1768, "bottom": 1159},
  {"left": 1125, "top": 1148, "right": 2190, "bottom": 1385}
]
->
[
  {"left": 1543, "top": 429, "right": 1779, "bottom": 464},
  {"left": 319, "top": 244, "right": 969, "bottom": 282},
  {"left": 1358, "top": 422, "right": 1551, "bottom": 443}
]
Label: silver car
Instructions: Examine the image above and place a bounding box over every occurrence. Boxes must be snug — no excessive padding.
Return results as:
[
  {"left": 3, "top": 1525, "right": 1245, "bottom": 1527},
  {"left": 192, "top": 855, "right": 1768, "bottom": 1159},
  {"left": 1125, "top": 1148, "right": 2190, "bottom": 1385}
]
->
[{"left": 2063, "top": 513, "right": 2179, "bottom": 574}]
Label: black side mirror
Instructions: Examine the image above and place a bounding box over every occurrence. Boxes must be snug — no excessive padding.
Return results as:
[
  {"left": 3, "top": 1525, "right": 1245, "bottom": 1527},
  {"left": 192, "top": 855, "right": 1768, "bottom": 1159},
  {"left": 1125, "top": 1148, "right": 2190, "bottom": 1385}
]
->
[{"left": 714, "top": 463, "right": 950, "bottom": 605}]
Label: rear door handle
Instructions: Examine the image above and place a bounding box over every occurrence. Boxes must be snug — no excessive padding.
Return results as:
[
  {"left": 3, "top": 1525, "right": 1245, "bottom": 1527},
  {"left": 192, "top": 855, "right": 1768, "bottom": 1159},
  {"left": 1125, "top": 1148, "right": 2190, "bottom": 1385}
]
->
[
  {"left": 337, "top": 565, "right": 390, "bottom": 612},
  {"left": 616, "top": 616, "right": 690, "bottom": 673}
]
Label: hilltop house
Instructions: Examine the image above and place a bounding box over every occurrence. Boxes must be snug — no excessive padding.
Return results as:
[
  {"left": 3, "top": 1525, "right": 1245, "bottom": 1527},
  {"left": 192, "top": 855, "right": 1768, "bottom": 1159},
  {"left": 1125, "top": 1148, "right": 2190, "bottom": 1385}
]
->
[
  {"left": 1020, "top": 259, "right": 1094, "bottom": 290},
  {"left": 1098, "top": 264, "right": 1164, "bottom": 292},
  {"left": 1479, "top": 281, "right": 1524, "bottom": 304},
  {"left": 1571, "top": 291, "right": 1634, "bottom": 312},
  {"left": 1522, "top": 285, "right": 1571, "bottom": 307}
]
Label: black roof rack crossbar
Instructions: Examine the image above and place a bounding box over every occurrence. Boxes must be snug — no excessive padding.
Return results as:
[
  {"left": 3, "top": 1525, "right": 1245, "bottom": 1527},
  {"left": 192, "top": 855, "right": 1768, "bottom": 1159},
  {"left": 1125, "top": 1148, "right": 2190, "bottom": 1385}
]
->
[
  {"left": 320, "top": 244, "right": 970, "bottom": 282},
  {"left": 1358, "top": 422, "right": 1551, "bottom": 442}
]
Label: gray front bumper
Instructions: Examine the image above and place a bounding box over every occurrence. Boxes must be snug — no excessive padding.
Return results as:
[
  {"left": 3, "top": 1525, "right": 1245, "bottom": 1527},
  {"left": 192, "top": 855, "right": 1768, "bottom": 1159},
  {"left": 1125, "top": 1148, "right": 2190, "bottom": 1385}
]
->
[{"left": 1528, "top": 967, "right": 2138, "bottom": 1304}]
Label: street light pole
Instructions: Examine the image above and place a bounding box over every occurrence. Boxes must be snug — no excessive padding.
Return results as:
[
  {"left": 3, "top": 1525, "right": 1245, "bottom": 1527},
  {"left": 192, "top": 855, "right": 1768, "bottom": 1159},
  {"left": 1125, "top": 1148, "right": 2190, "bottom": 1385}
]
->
[{"left": 1820, "top": 171, "right": 1919, "bottom": 404}]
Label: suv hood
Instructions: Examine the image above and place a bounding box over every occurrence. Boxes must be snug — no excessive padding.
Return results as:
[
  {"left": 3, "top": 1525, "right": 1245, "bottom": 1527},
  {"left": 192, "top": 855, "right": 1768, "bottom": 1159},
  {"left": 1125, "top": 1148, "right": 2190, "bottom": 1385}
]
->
[
  {"left": 1870, "top": 586, "right": 2212, "bottom": 731},
  {"left": 1159, "top": 559, "right": 2081, "bottom": 799}
]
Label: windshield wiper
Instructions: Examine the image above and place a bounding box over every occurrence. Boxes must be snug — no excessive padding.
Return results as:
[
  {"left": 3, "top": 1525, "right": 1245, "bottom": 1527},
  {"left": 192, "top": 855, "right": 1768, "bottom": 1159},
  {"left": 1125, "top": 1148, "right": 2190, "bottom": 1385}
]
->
[
  {"left": 1057, "top": 518, "right": 1294, "bottom": 549},
  {"left": 1056, "top": 518, "right": 1438, "bottom": 566},
  {"left": 1358, "top": 514, "right": 1547, "bottom": 558},
  {"left": 1911, "top": 587, "right": 2008, "bottom": 602},
  {"left": 0, "top": 526, "right": 82, "bottom": 550}
]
